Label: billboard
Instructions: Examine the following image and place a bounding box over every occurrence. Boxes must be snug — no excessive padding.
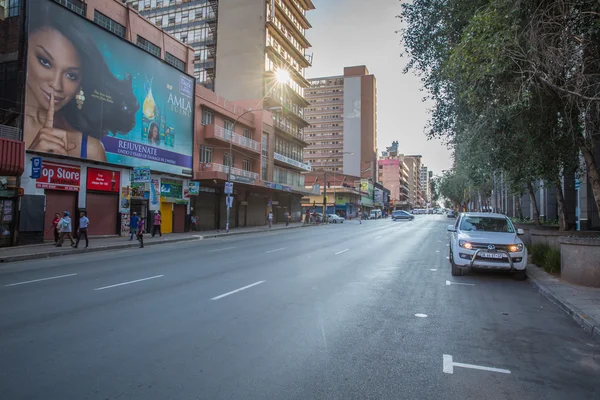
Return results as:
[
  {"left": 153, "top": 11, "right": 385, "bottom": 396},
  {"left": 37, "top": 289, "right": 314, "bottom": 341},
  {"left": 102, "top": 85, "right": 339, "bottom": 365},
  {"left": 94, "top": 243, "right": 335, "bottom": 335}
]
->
[
  {"left": 24, "top": 1, "right": 194, "bottom": 176},
  {"left": 36, "top": 161, "right": 81, "bottom": 191}
]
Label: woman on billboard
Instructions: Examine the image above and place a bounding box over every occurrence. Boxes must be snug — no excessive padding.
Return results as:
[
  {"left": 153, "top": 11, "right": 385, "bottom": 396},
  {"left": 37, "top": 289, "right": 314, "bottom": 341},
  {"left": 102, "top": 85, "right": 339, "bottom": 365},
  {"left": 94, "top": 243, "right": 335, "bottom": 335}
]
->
[{"left": 24, "top": 2, "right": 139, "bottom": 161}]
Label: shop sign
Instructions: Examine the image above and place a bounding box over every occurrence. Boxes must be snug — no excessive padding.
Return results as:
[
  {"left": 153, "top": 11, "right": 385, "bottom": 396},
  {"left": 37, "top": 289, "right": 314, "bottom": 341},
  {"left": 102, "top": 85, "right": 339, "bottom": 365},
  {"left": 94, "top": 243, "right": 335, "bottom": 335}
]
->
[
  {"left": 87, "top": 168, "right": 120, "bottom": 192},
  {"left": 224, "top": 181, "right": 233, "bottom": 195},
  {"left": 36, "top": 161, "right": 80, "bottom": 191},
  {"left": 132, "top": 167, "right": 151, "bottom": 183},
  {"left": 264, "top": 181, "right": 292, "bottom": 192},
  {"left": 230, "top": 174, "right": 255, "bottom": 184},
  {"left": 160, "top": 178, "right": 183, "bottom": 199},
  {"left": 150, "top": 179, "right": 160, "bottom": 208},
  {"left": 131, "top": 182, "right": 149, "bottom": 198},
  {"left": 188, "top": 181, "right": 200, "bottom": 195},
  {"left": 31, "top": 157, "right": 42, "bottom": 179},
  {"left": 273, "top": 152, "right": 312, "bottom": 171}
]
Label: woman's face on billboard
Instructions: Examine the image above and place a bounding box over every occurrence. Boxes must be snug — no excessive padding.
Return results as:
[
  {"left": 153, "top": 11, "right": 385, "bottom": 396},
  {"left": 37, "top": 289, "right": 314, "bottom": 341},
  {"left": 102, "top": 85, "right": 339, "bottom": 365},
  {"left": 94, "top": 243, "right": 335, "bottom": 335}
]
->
[{"left": 27, "top": 28, "right": 82, "bottom": 113}]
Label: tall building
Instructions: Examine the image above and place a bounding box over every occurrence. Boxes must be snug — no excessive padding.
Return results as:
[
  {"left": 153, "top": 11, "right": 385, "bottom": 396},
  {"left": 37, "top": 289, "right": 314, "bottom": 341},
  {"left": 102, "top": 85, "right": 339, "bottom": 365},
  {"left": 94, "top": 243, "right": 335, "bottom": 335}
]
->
[
  {"left": 127, "top": 0, "right": 219, "bottom": 90},
  {"left": 420, "top": 165, "right": 429, "bottom": 204},
  {"left": 304, "top": 66, "right": 377, "bottom": 182},
  {"left": 377, "top": 158, "right": 410, "bottom": 209},
  {"left": 402, "top": 155, "right": 423, "bottom": 208}
]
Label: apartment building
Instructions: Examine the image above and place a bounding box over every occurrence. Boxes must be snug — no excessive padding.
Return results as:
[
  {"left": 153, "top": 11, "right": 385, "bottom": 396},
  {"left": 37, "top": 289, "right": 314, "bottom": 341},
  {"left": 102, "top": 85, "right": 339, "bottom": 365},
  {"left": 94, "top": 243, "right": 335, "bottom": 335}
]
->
[
  {"left": 401, "top": 155, "right": 424, "bottom": 208},
  {"left": 377, "top": 159, "right": 410, "bottom": 209},
  {"left": 305, "top": 66, "right": 377, "bottom": 182},
  {"left": 127, "top": 0, "right": 218, "bottom": 89},
  {"left": 420, "top": 165, "right": 430, "bottom": 205}
]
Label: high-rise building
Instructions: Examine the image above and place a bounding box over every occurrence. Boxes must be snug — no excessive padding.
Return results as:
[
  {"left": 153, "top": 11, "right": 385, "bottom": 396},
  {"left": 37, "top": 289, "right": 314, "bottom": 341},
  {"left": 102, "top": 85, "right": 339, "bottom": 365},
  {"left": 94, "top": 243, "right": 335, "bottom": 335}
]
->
[
  {"left": 402, "top": 155, "right": 423, "bottom": 208},
  {"left": 304, "top": 66, "right": 377, "bottom": 182},
  {"left": 127, "top": 0, "right": 219, "bottom": 90},
  {"left": 377, "top": 158, "right": 410, "bottom": 209},
  {"left": 420, "top": 165, "right": 430, "bottom": 204}
]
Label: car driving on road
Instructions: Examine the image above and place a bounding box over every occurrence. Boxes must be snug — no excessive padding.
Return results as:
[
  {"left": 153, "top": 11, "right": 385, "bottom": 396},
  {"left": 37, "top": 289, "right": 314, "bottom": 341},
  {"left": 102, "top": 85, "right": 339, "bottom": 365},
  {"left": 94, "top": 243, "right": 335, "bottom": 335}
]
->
[
  {"left": 327, "top": 214, "right": 345, "bottom": 223},
  {"left": 447, "top": 212, "right": 527, "bottom": 280},
  {"left": 392, "top": 210, "right": 414, "bottom": 221}
]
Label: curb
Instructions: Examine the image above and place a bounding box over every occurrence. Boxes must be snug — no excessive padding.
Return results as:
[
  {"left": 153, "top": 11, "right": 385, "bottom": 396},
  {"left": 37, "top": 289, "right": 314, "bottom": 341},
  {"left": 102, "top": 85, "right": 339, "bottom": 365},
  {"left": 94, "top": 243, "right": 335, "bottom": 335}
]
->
[
  {"left": 0, "top": 224, "right": 312, "bottom": 264},
  {"left": 527, "top": 267, "right": 600, "bottom": 343}
]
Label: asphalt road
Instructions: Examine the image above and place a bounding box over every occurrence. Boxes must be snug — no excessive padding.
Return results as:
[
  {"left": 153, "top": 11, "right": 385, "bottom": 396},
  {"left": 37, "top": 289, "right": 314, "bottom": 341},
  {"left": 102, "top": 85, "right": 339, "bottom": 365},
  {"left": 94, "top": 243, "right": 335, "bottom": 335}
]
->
[{"left": 1, "top": 216, "right": 599, "bottom": 400}]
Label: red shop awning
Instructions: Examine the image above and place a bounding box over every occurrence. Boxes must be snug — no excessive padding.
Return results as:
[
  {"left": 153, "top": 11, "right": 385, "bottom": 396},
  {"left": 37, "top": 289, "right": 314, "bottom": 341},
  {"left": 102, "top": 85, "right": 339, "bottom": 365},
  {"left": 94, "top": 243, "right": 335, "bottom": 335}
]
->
[{"left": 0, "top": 138, "right": 25, "bottom": 176}]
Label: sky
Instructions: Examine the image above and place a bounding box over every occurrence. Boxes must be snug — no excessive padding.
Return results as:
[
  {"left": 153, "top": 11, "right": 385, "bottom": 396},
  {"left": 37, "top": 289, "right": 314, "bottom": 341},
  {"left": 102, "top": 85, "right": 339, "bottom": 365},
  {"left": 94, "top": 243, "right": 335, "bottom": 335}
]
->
[{"left": 305, "top": 0, "right": 452, "bottom": 175}]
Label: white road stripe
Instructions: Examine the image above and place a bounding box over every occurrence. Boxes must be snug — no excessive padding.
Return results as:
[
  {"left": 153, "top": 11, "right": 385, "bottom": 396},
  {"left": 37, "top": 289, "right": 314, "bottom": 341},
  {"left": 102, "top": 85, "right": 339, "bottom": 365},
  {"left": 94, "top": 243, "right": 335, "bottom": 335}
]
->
[
  {"left": 443, "top": 354, "right": 510, "bottom": 374},
  {"left": 335, "top": 249, "right": 349, "bottom": 255},
  {"left": 208, "top": 247, "right": 236, "bottom": 252},
  {"left": 266, "top": 248, "right": 286, "bottom": 253},
  {"left": 446, "top": 280, "right": 475, "bottom": 286},
  {"left": 4, "top": 273, "right": 78, "bottom": 287},
  {"left": 211, "top": 280, "right": 265, "bottom": 300},
  {"left": 374, "top": 236, "right": 383, "bottom": 240},
  {"left": 94, "top": 275, "right": 164, "bottom": 291}
]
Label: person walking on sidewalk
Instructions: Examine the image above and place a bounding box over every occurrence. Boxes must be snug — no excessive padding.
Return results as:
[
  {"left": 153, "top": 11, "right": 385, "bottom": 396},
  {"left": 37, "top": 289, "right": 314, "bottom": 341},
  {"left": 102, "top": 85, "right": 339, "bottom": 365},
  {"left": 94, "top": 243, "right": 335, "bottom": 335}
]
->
[
  {"left": 152, "top": 211, "right": 162, "bottom": 237},
  {"left": 56, "top": 211, "right": 74, "bottom": 247},
  {"left": 304, "top": 209, "right": 310, "bottom": 226},
  {"left": 137, "top": 217, "right": 145, "bottom": 248},
  {"left": 268, "top": 211, "right": 273, "bottom": 228},
  {"left": 284, "top": 210, "right": 289, "bottom": 226},
  {"left": 129, "top": 212, "right": 139, "bottom": 241},
  {"left": 190, "top": 214, "right": 197, "bottom": 231},
  {"left": 50, "top": 212, "right": 61, "bottom": 244},
  {"left": 74, "top": 211, "right": 89, "bottom": 248}
]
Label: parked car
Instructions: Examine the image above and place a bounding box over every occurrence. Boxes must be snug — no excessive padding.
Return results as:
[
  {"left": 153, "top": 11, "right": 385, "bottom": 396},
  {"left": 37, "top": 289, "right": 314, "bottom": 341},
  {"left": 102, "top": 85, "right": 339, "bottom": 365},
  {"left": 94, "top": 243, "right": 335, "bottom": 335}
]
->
[
  {"left": 447, "top": 210, "right": 456, "bottom": 218},
  {"left": 447, "top": 212, "right": 527, "bottom": 280},
  {"left": 392, "top": 210, "right": 414, "bottom": 221},
  {"left": 370, "top": 209, "right": 382, "bottom": 219},
  {"left": 327, "top": 214, "right": 345, "bottom": 223}
]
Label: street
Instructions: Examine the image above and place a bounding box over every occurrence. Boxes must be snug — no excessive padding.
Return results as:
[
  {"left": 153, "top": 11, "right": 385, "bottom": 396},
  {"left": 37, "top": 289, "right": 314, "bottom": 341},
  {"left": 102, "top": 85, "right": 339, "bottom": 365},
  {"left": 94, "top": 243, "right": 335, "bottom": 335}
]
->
[{"left": 1, "top": 216, "right": 599, "bottom": 400}]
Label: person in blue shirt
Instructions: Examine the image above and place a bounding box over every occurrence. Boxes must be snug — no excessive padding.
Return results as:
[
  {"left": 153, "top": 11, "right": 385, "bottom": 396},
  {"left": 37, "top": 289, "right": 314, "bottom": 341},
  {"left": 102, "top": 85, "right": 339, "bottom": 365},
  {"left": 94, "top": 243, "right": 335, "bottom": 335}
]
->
[
  {"left": 74, "top": 211, "right": 89, "bottom": 248},
  {"left": 129, "top": 212, "right": 139, "bottom": 241}
]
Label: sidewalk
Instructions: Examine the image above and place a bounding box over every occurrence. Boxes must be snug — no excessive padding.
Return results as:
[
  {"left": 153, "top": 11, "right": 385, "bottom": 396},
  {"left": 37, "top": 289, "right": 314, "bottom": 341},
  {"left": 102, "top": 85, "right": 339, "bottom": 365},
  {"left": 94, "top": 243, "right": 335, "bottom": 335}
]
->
[
  {"left": 0, "top": 222, "right": 310, "bottom": 264},
  {"left": 527, "top": 264, "right": 600, "bottom": 343}
]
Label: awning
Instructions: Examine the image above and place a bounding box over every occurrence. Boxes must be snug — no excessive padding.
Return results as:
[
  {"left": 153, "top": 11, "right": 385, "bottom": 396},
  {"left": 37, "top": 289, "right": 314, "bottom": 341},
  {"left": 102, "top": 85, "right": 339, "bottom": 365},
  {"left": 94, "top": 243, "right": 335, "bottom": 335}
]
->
[{"left": 0, "top": 138, "right": 24, "bottom": 176}]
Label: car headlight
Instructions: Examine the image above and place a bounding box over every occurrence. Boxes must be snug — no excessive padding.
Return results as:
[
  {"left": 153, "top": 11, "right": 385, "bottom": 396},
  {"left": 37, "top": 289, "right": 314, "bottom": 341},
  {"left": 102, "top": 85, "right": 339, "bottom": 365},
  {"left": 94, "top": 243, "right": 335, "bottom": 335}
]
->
[
  {"left": 507, "top": 243, "right": 524, "bottom": 253},
  {"left": 459, "top": 240, "right": 473, "bottom": 250}
]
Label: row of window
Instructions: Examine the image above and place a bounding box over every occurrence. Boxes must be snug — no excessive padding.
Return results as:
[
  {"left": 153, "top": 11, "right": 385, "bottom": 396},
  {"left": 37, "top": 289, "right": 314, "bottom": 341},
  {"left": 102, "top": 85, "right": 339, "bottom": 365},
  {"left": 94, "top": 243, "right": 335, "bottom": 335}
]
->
[
  {"left": 305, "top": 106, "right": 341, "bottom": 112},
  {"left": 274, "top": 166, "right": 305, "bottom": 188},
  {"left": 309, "top": 79, "right": 344, "bottom": 87},
  {"left": 270, "top": 15, "right": 306, "bottom": 55},
  {"left": 306, "top": 132, "right": 342, "bottom": 137},
  {"left": 147, "top": 6, "right": 215, "bottom": 28},
  {"left": 275, "top": 137, "right": 304, "bottom": 163},
  {"left": 307, "top": 97, "right": 342, "bottom": 105},
  {"left": 90, "top": 10, "right": 187, "bottom": 73},
  {"left": 265, "top": 35, "right": 304, "bottom": 79},
  {"left": 305, "top": 89, "right": 343, "bottom": 96},
  {"left": 198, "top": 145, "right": 254, "bottom": 172},
  {"left": 265, "top": 55, "right": 305, "bottom": 98},
  {"left": 306, "top": 115, "right": 342, "bottom": 121},
  {"left": 268, "top": 0, "right": 306, "bottom": 36}
]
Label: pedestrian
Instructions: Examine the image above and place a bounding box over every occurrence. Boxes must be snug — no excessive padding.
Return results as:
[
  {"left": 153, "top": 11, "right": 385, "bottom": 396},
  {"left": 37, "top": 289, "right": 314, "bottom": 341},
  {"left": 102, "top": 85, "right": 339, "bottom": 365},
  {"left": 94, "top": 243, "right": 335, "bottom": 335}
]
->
[
  {"left": 74, "top": 211, "right": 89, "bottom": 248},
  {"left": 359, "top": 211, "right": 362, "bottom": 225},
  {"left": 152, "top": 211, "right": 162, "bottom": 237},
  {"left": 50, "top": 212, "right": 60, "bottom": 244},
  {"left": 268, "top": 210, "right": 273, "bottom": 228},
  {"left": 55, "top": 211, "right": 75, "bottom": 247},
  {"left": 137, "top": 217, "right": 145, "bottom": 248},
  {"left": 284, "top": 210, "right": 289, "bottom": 226},
  {"left": 129, "top": 212, "right": 139, "bottom": 241},
  {"left": 304, "top": 209, "right": 310, "bottom": 225},
  {"left": 190, "top": 214, "right": 197, "bottom": 231}
]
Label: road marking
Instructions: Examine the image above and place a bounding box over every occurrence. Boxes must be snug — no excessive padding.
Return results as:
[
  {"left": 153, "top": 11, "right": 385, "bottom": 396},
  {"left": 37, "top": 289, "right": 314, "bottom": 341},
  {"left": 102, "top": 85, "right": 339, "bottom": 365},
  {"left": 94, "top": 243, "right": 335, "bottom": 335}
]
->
[
  {"left": 94, "top": 275, "right": 164, "bottom": 291},
  {"left": 266, "top": 247, "right": 286, "bottom": 253},
  {"left": 415, "top": 313, "right": 428, "bottom": 318},
  {"left": 443, "top": 354, "right": 511, "bottom": 374},
  {"left": 208, "top": 246, "right": 236, "bottom": 252},
  {"left": 374, "top": 235, "right": 383, "bottom": 240},
  {"left": 446, "top": 280, "right": 475, "bottom": 286},
  {"left": 430, "top": 269, "right": 438, "bottom": 271},
  {"left": 435, "top": 250, "right": 440, "bottom": 253},
  {"left": 211, "top": 280, "right": 265, "bottom": 300},
  {"left": 335, "top": 249, "right": 349, "bottom": 255},
  {"left": 4, "top": 273, "right": 78, "bottom": 287},
  {"left": 446, "top": 257, "right": 449, "bottom": 259},
  {"left": 446, "top": 244, "right": 449, "bottom": 247}
]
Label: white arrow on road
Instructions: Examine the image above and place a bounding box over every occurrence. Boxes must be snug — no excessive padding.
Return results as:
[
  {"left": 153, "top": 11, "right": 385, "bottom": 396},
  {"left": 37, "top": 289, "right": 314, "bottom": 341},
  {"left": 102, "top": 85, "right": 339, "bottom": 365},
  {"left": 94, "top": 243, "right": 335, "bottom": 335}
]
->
[
  {"left": 443, "top": 354, "right": 511, "bottom": 374},
  {"left": 446, "top": 280, "right": 475, "bottom": 286}
]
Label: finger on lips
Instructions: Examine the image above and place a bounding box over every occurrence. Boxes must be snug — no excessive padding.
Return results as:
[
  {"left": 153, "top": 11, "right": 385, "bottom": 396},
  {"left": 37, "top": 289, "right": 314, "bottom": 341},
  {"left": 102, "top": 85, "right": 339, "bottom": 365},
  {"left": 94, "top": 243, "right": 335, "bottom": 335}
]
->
[{"left": 45, "top": 93, "right": 55, "bottom": 129}]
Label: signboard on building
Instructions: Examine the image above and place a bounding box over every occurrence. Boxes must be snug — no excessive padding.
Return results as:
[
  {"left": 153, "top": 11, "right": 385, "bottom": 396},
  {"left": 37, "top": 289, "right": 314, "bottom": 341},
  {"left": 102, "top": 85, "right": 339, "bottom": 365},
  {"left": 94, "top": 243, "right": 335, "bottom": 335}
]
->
[
  {"left": 150, "top": 179, "right": 160, "bottom": 209},
  {"left": 36, "top": 161, "right": 81, "bottom": 191},
  {"left": 188, "top": 181, "right": 200, "bottom": 195},
  {"left": 24, "top": 1, "right": 194, "bottom": 176},
  {"left": 224, "top": 182, "right": 233, "bottom": 195},
  {"left": 160, "top": 179, "right": 183, "bottom": 199},
  {"left": 230, "top": 174, "right": 255, "bottom": 184},
  {"left": 87, "top": 167, "right": 120, "bottom": 192},
  {"left": 264, "top": 181, "right": 292, "bottom": 192},
  {"left": 31, "top": 157, "right": 42, "bottom": 179},
  {"left": 274, "top": 153, "right": 312, "bottom": 171},
  {"left": 132, "top": 167, "right": 151, "bottom": 183}
]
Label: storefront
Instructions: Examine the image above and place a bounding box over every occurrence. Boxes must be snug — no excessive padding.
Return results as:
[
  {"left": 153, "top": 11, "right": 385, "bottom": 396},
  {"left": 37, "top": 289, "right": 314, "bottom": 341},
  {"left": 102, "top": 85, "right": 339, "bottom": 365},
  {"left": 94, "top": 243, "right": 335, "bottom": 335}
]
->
[
  {"left": 159, "top": 178, "right": 187, "bottom": 233},
  {"left": 0, "top": 177, "right": 19, "bottom": 248},
  {"left": 86, "top": 167, "right": 120, "bottom": 235},
  {"left": 191, "top": 187, "right": 219, "bottom": 230}
]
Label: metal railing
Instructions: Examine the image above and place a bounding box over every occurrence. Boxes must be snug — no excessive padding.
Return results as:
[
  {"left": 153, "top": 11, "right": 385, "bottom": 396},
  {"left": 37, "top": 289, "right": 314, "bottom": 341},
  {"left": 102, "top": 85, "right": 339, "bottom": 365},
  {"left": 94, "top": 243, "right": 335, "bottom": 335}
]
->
[
  {"left": 207, "top": 163, "right": 259, "bottom": 180},
  {"left": 212, "top": 125, "right": 260, "bottom": 152}
]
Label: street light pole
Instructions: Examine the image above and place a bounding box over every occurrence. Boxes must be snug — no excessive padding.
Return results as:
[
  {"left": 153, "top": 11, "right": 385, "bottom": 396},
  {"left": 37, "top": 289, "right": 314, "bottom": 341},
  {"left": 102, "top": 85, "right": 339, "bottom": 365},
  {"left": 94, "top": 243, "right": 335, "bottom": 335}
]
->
[{"left": 225, "top": 106, "right": 282, "bottom": 233}]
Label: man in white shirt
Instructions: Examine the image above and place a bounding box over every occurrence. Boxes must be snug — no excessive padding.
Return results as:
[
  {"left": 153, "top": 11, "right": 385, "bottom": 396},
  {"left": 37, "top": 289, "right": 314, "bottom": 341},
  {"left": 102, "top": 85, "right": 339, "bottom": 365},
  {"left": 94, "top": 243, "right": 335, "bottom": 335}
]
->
[
  {"left": 268, "top": 211, "right": 273, "bottom": 228},
  {"left": 56, "top": 211, "right": 75, "bottom": 247},
  {"left": 74, "top": 211, "right": 90, "bottom": 248}
]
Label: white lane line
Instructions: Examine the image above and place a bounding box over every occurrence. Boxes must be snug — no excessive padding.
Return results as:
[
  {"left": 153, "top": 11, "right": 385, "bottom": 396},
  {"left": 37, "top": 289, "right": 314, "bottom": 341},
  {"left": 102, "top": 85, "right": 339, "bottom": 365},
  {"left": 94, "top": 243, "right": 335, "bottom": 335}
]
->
[
  {"left": 430, "top": 269, "right": 438, "bottom": 271},
  {"left": 435, "top": 250, "right": 440, "bottom": 253},
  {"left": 208, "top": 246, "right": 236, "bottom": 252},
  {"left": 211, "top": 280, "right": 265, "bottom": 300},
  {"left": 374, "top": 235, "right": 383, "bottom": 240},
  {"left": 415, "top": 313, "right": 428, "bottom": 318},
  {"left": 443, "top": 354, "right": 511, "bottom": 374},
  {"left": 446, "top": 280, "right": 475, "bottom": 286},
  {"left": 94, "top": 275, "right": 164, "bottom": 291},
  {"left": 4, "top": 273, "right": 78, "bottom": 287},
  {"left": 335, "top": 249, "right": 349, "bottom": 255},
  {"left": 266, "top": 247, "right": 286, "bottom": 253}
]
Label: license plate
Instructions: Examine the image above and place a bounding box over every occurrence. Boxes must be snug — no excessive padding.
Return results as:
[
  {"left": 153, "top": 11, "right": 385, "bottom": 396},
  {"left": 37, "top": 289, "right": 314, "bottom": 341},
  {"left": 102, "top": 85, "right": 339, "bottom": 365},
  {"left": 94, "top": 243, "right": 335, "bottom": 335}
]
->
[{"left": 480, "top": 252, "right": 504, "bottom": 259}]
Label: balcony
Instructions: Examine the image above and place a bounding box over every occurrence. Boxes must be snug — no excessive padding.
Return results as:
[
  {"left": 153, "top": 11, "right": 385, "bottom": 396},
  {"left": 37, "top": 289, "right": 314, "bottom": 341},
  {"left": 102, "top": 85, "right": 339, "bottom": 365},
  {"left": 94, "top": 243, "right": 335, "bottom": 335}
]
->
[
  {"left": 201, "top": 162, "right": 259, "bottom": 181},
  {"left": 204, "top": 124, "right": 260, "bottom": 154},
  {"left": 272, "top": 119, "right": 308, "bottom": 145},
  {"left": 274, "top": 152, "right": 312, "bottom": 171}
]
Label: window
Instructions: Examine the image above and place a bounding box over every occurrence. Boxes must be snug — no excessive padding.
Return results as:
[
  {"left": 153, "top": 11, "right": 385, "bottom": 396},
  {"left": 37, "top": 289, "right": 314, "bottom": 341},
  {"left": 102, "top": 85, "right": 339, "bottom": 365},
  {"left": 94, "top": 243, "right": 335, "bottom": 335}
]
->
[
  {"left": 54, "top": 0, "right": 86, "bottom": 16},
  {"left": 242, "top": 159, "right": 252, "bottom": 172},
  {"left": 243, "top": 128, "right": 252, "bottom": 139},
  {"left": 201, "top": 108, "right": 214, "bottom": 125},
  {"left": 94, "top": 11, "right": 126, "bottom": 38},
  {"left": 166, "top": 52, "right": 186, "bottom": 72},
  {"left": 199, "top": 146, "right": 212, "bottom": 163},
  {"left": 8, "top": 0, "right": 20, "bottom": 17},
  {"left": 136, "top": 35, "right": 161, "bottom": 58},
  {"left": 224, "top": 119, "right": 234, "bottom": 132},
  {"left": 223, "top": 153, "right": 233, "bottom": 167}
]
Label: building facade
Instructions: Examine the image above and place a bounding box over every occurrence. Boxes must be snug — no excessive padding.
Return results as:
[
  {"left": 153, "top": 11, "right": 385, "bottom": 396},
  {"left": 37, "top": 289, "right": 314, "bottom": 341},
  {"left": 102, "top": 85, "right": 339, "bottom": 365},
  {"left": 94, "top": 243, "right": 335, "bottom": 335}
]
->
[
  {"left": 127, "top": 0, "right": 218, "bottom": 90},
  {"left": 0, "top": 0, "right": 196, "bottom": 246},
  {"left": 305, "top": 66, "right": 377, "bottom": 182},
  {"left": 377, "top": 159, "right": 409, "bottom": 209},
  {"left": 420, "top": 165, "right": 429, "bottom": 205},
  {"left": 401, "top": 155, "right": 423, "bottom": 208}
]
